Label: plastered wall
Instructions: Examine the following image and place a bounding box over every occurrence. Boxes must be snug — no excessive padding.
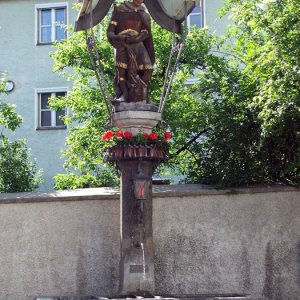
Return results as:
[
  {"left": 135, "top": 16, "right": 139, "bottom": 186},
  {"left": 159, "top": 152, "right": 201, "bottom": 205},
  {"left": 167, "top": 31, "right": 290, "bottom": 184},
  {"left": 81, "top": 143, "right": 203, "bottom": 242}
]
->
[{"left": 0, "top": 184, "right": 299, "bottom": 299}]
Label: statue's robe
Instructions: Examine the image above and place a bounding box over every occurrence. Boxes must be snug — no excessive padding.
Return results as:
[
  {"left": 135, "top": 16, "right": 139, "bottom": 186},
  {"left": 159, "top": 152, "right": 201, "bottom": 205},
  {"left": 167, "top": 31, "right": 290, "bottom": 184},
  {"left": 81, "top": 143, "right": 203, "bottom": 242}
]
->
[{"left": 107, "top": 1, "right": 155, "bottom": 72}]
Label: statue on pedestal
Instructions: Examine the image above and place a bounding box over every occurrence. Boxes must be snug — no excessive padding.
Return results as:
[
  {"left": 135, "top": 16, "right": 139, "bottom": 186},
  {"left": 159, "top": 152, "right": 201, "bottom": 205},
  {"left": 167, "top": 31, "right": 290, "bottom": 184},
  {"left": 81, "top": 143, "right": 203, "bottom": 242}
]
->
[
  {"left": 75, "top": 0, "right": 196, "bottom": 296},
  {"left": 107, "top": 0, "right": 155, "bottom": 103}
]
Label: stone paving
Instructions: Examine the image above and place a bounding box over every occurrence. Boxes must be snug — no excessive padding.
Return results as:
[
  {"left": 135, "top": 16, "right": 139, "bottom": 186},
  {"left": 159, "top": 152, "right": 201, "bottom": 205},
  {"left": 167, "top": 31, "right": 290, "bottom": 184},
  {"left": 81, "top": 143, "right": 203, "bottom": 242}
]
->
[{"left": 35, "top": 295, "right": 266, "bottom": 300}]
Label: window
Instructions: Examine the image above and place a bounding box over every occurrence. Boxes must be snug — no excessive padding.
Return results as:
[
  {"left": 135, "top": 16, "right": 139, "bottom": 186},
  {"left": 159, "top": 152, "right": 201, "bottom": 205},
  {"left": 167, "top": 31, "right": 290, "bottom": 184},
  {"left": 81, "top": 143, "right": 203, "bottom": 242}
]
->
[
  {"left": 188, "top": 0, "right": 205, "bottom": 29},
  {"left": 36, "top": 89, "right": 67, "bottom": 129},
  {"left": 36, "top": 3, "right": 67, "bottom": 44}
]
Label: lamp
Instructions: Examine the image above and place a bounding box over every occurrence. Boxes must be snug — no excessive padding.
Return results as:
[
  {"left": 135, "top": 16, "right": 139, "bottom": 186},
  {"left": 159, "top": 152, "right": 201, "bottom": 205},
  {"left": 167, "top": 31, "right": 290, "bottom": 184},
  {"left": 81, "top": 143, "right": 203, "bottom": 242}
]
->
[
  {"left": 133, "top": 168, "right": 151, "bottom": 200},
  {"left": 6, "top": 80, "right": 14, "bottom": 92}
]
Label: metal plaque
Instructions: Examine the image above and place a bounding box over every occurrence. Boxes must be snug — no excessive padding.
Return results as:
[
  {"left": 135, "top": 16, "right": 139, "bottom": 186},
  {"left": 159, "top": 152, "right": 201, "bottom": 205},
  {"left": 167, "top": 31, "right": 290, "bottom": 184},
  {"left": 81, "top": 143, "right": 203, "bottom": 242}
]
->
[{"left": 129, "top": 265, "right": 149, "bottom": 273}]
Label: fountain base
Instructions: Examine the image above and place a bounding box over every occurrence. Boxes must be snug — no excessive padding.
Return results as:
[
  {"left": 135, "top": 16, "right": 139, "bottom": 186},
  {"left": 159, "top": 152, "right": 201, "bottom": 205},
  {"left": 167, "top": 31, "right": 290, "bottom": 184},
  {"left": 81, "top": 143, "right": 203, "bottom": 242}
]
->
[{"left": 35, "top": 295, "right": 266, "bottom": 300}]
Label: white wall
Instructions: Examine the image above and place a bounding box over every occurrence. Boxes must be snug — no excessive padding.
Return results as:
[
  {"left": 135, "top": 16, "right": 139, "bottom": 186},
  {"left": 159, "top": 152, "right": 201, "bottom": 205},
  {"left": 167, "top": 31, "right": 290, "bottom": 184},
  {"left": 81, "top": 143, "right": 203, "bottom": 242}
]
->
[
  {"left": 0, "top": 0, "right": 77, "bottom": 191},
  {"left": 0, "top": 184, "right": 298, "bottom": 299}
]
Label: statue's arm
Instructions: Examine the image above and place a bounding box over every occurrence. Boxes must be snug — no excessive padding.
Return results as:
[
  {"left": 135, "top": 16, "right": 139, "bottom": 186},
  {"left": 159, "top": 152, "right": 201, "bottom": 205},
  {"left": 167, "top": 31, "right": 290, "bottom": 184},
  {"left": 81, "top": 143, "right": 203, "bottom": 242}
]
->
[
  {"left": 126, "top": 12, "right": 151, "bottom": 45},
  {"left": 107, "top": 7, "right": 126, "bottom": 47},
  {"left": 125, "top": 30, "right": 149, "bottom": 44}
]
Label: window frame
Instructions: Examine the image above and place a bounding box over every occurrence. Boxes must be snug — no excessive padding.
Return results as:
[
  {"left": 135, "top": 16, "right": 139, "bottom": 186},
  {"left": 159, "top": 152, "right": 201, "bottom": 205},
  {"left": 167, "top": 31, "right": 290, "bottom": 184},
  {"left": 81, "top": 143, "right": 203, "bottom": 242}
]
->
[
  {"left": 187, "top": 0, "right": 205, "bottom": 29},
  {"left": 35, "top": 87, "right": 68, "bottom": 130},
  {"left": 35, "top": 2, "right": 68, "bottom": 45}
]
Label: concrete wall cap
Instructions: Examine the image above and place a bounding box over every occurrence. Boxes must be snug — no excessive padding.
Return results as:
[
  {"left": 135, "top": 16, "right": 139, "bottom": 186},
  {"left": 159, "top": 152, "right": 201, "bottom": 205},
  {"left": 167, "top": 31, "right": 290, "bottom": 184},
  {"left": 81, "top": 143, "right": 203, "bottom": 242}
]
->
[{"left": 0, "top": 184, "right": 298, "bottom": 204}]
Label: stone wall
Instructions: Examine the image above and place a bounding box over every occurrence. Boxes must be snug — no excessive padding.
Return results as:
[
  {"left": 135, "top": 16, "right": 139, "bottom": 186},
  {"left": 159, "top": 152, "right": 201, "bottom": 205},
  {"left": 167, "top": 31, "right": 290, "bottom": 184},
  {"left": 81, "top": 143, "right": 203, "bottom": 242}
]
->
[{"left": 0, "top": 185, "right": 299, "bottom": 299}]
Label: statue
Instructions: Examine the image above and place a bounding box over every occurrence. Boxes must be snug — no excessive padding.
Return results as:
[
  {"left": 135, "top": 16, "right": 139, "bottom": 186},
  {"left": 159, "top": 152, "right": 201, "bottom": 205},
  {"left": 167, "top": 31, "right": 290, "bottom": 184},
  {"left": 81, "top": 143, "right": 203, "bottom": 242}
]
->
[
  {"left": 107, "top": 0, "right": 155, "bottom": 103},
  {"left": 75, "top": 1, "right": 196, "bottom": 296}
]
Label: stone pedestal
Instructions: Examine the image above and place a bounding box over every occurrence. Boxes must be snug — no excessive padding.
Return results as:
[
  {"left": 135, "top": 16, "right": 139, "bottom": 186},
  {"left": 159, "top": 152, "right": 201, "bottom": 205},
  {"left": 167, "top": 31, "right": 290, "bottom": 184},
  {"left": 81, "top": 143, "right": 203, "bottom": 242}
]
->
[
  {"left": 106, "top": 146, "right": 168, "bottom": 297},
  {"left": 108, "top": 103, "right": 166, "bottom": 296},
  {"left": 112, "top": 104, "right": 161, "bottom": 135},
  {"left": 117, "top": 159, "right": 155, "bottom": 296}
]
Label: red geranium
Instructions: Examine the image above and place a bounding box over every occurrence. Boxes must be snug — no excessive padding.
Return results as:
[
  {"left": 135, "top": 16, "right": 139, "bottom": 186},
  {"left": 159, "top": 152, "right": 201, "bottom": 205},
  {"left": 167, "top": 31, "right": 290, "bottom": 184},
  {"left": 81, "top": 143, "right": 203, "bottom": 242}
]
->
[
  {"left": 102, "top": 130, "right": 113, "bottom": 140},
  {"left": 123, "top": 131, "right": 133, "bottom": 139},
  {"left": 149, "top": 132, "right": 159, "bottom": 141},
  {"left": 115, "top": 130, "right": 123, "bottom": 138},
  {"left": 143, "top": 132, "right": 150, "bottom": 139},
  {"left": 164, "top": 131, "right": 172, "bottom": 140},
  {"left": 102, "top": 129, "right": 171, "bottom": 146}
]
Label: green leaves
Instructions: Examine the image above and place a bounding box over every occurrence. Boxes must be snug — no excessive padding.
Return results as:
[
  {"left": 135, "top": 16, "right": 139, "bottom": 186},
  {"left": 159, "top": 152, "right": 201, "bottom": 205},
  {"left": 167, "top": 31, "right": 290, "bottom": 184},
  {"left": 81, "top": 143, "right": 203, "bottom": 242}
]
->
[
  {"left": 0, "top": 79, "right": 22, "bottom": 134},
  {"left": 51, "top": 1, "right": 300, "bottom": 188},
  {"left": 0, "top": 75, "right": 42, "bottom": 192},
  {"left": 0, "top": 138, "right": 43, "bottom": 193},
  {"left": 191, "top": 0, "right": 300, "bottom": 186},
  {"left": 0, "top": 101, "right": 22, "bottom": 133}
]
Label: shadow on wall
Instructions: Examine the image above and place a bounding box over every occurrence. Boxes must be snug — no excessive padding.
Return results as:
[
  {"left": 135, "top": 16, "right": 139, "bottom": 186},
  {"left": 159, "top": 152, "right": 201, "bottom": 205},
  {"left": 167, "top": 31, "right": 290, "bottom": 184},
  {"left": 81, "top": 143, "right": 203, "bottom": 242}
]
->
[
  {"left": 263, "top": 242, "right": 275, "bottom": 299},
  {"left": 263, "top": 241, "right": 300, "bottom": 300},
  {"left": 297, "top": 242, "right": 300, "bottom": 290}
]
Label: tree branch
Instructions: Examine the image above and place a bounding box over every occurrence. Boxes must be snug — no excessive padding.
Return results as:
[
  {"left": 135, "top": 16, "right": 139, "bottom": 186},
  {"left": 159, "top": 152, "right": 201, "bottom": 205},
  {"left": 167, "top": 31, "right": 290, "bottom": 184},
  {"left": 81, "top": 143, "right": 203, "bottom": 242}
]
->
[
  {"left": 210, "top": 49, "right": 246, "bottom": 64},
  {"left": 173, "top": 128, "right": 211, "bottom": 156}
]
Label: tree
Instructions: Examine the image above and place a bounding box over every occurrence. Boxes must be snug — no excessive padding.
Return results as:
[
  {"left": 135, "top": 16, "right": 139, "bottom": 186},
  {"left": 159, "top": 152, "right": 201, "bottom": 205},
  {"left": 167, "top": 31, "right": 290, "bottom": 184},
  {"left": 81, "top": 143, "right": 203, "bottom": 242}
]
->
[
  {"left": 172, "top": 0, "right": 300, "bottom": 186},
  {"left": 0, "top": 76, "right": 42, "bottom": 192},
  {"left": 51, "top": 0, "right": 299, "bottom": 188},
  {"left": 229, "top": 0, "right": 300, "bottom": 185},
  {"left": 194, "top": 0, "right": 300, "bottom": 185},
  {"left": 50, "top": 23, "right": 118, "bottom": 189},
  {"left": 50, "top": 18, "right": 222, "bottom": 189},
  {"left": 0, "top": 75, "right": 22, "bottom": 133}
]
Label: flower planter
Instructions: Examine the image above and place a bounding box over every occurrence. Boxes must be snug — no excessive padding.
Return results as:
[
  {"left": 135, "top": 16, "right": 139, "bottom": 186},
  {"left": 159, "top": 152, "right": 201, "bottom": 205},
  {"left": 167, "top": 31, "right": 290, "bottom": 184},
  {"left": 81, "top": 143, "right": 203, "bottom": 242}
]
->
[
  {"left": 105, "top": 144, "right": 168, "bottom": 162},
  {"left": 123, "top": 146, "right": 130, "bottom": 158},
  {"left": 139, "top": 146, "right": 146, "bottom": 157},
  {"left": 133, "top": 146, "right": 138, "bottom": 157},
  {"left": 150, "top": 147, "right": 157, "bottom": 158},
  {"left": 123, "top": 145, "right": 136, "bottom": 158},
  {"left": 115, "top": 147, "right": 123, "bottom": 159}
]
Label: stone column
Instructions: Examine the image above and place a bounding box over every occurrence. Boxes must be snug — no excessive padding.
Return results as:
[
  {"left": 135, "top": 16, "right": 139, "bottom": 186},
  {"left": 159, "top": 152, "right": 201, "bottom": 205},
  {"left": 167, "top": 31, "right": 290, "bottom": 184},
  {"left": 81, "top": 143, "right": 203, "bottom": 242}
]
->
[
  {"left": 107, "top": 106, "right": 167, "bottom": 296},
  {"left": 117, "top": 159, "right": 155, "bottom": 296}
]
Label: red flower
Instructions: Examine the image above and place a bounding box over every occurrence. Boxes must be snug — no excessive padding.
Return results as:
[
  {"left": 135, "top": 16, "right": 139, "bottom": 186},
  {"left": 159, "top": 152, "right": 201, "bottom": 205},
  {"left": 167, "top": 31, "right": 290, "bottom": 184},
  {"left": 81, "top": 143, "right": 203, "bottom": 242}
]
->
[
  {"left": 102, "top": 130, "right": 113, "bottom": 140},
  {"left": 115, "top": 130, "right": 123, "bottom": 138},
  {"left": 123, "top": 131, "right": 133, "bottom": 139},
  {"left": 149, "top": 132, "right": 159, "bottom": 141},
  {"left": 143, "top": 132, "right": 150, "bottom": 139},
  {"left": 164, "top": 131, "right": 172, "bottom": 140}
]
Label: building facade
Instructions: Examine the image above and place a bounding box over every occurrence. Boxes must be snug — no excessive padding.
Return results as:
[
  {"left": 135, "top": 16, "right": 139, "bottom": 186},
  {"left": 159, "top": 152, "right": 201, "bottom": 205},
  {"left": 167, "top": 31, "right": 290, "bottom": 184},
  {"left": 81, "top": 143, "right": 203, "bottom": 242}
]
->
[{"left": 0, "top": 0, "right": 227, "bottom": 191}]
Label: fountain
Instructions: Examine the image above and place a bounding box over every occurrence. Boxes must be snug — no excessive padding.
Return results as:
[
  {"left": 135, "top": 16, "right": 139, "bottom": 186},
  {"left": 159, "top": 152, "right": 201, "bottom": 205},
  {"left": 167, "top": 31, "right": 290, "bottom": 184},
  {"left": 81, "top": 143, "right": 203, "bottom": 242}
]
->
[
  {"left": 75, "top": 0, "right": 196, "bottom": 296},
  {"left": 35, "top": 1, "right": 266, "bottom": 299}
]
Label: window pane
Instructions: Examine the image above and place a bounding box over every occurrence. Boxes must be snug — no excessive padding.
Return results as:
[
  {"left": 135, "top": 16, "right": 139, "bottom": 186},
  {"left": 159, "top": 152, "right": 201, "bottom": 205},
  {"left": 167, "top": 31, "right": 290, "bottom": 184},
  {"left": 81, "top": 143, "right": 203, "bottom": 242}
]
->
[
  {"left": 190, "top": 15, "right": 201, "bottom": 28},
  {"left": 191, "top": 6, "right": 201, "bottom": 14},
  {"left": 41, "top": 9, "right": 51, "bottom": 25},
  {"left": 41, "top": 111, "right": 51, "bottom": 126},
  {"left": 55, "top": 26, "right": 65, "bottom": 41},
  {"left": 55, "top": 8, "right": 65, "bottom": 23},
  {"left": 56, "top": 92, "right": 66, "bottom": 98},
  {"left": 41, "top": 93, "right": 51, "bottom": 109},
  {"left": 41, "top": 27, "right": 51, "bottom": 43},
  {"left": 56, "top": 109, "right": 66, "bottom": 126}
]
